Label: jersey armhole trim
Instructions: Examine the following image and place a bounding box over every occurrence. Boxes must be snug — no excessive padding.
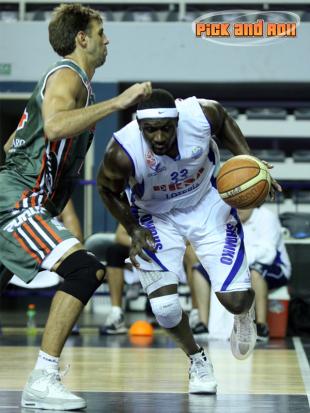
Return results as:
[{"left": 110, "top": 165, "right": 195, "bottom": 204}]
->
[{"left": 112, "top": 135, "right": 136, "bottom": 178}]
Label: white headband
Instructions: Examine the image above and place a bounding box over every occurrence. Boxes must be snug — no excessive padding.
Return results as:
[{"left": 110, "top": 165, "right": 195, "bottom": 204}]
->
[{"left": 136, "top": 108, "right": 178, "bottom": 120}]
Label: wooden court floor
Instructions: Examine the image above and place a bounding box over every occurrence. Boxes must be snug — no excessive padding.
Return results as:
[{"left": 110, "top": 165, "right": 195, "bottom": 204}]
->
[{"left": 0, "top": 331, "right": 309, "bottom": 413}]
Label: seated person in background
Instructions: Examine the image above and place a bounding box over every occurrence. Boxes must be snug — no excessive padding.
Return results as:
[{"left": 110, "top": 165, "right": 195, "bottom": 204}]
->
[
  {"left": 193, "top": 205, "right": 291, "bottom": 342},
  {"left": 100, "top": 223, "right": 131, "bottom": 335},
  {"left": 183, "top": 244, "right": 206, "bottom": 335}
]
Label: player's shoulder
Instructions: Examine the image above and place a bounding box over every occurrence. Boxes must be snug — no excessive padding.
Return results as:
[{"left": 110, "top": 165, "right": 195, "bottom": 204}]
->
[
  {"left": 47, "top": 66, "right": 82, "bottom": 86},
  {"left": 176, "top": 96, "right": 210, "bottom": 121},
  {"left": 175, "top": 96, "right": 198, "bottom": 110},
  {"left": 114, "top": 119, "right": 140, "bottom": 139},
  {"left": 104, "top": 137, "right": 133, "bottom": 174}
]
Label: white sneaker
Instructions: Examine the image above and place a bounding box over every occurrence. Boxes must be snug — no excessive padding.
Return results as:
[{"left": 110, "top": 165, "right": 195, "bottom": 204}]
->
[
  {"left": 230, "top": 305, "right": 257, "bottom": 360},
  {"left": 189, "top": 348, "right": 217, "bottom": 394},
  {"left": 189, "top": 308, "right": 200, "bottom": 329},
  {"left": 100, "top": 308, "right": 127, "bottom": 335},
  {"left": 21, "top": 368, "right": 86, "bottom": 410}
]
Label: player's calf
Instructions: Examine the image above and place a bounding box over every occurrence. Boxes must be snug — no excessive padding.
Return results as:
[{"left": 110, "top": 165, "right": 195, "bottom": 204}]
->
[{"left": 217, "top": 289, "right": 254, "bottom": 314}]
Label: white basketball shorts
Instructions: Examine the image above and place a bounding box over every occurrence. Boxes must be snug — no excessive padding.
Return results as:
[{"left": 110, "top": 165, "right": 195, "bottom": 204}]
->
[{"left": 131, "top": 187, "right": 251, "bottom": 292}]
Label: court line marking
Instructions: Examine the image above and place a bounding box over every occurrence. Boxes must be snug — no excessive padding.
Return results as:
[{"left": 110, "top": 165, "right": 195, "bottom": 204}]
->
[{"left": 293, "top": 336, "right": 310, "bottom": 406}]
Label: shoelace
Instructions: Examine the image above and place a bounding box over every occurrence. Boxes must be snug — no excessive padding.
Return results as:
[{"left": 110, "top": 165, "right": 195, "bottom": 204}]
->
[
  {"left": 45, "top": 365, "right": 70, "bottom": 394},
  {"left": 191, "top": 358, "right": 212, "bottom": 379},
  {"left": 190, "top": 350, "right": 212, "bottom": 379}
]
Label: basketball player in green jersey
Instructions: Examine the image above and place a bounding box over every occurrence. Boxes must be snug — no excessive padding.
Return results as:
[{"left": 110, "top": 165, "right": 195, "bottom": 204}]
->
[{"left": 0, "top": 4, "right": 151, "bottom": 410}]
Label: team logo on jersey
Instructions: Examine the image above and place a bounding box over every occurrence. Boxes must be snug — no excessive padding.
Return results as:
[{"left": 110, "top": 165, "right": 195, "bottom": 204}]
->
[
  {"left": 3, "top": 207, "right": 40, "bottom": 232},
  {"left": 191, "top": 146, "right": 203, "bottom": 160},
  {"left": 17, "top": 109, "right": 29, "bottom": 131},
  {"left": 12, "top": 138, "right": 26, "bottom": 149},
  {"left": 145, "top": 150, "right": 158, "bottom": 170},
  {"left": 145, "top": 150, "right": 166, "bottom": 176}
]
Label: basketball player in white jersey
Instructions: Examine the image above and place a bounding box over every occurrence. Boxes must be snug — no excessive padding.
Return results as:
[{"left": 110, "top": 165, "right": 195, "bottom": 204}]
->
[{"left": 97, "top": 89, "right": 280, "bottom": 394}]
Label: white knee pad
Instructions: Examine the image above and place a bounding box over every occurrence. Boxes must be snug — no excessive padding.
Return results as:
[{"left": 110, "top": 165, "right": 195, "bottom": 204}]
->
[{"left": 149, "top": 293, "right": 182, "bottom": 328}]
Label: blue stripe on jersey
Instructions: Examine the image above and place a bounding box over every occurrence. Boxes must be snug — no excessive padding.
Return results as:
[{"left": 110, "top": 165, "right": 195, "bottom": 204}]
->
[
  {"left": 113, "top": 135, "right": 136, "bottom": 177},
  {"left": 208, "top": 146, "right": 215, "bottom": 164},
  {"left": 221, "top": 208, "right": 246, "bottom": 291},
  {"left": 211, "top": 175, "right": 217, "bottom": 188},
  {"left": 144, "top": 249, "right": 168, "bottom": 271}
]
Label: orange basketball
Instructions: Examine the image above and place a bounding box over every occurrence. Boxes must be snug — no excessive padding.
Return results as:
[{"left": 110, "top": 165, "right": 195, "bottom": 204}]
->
[
  {"left": 216, "top": 155, "right": 271, "bottom": 209},
  {"left": 129, "top": 320, "right": 154, "bottom": 336}
]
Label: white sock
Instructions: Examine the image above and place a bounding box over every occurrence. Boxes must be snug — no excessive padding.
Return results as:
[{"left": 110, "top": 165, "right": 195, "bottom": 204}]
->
[
  {"left": 35, "top": 350, "right": 59, "bottom": 371},
  {"left": 111, "top": 306, "right": 122, "bottom": 315}
]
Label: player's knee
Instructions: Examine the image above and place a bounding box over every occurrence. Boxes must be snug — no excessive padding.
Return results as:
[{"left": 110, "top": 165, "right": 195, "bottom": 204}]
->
[
  {"left": 56, "top": 250, "right": 106, "bottom": 306},
  {"left": 217, "top": 290, "right": 254, "bottom": 314},
  {"left": 149, "top": 293, "right": 182, "bottom": 328},
  {"left": 96, "top": 268, "right": 105, "bottom": 281}
]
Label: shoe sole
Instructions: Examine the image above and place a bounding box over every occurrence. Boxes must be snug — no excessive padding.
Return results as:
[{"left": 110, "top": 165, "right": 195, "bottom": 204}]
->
[
  {"left": 189, "top": 384, "right": 217, "bottom": 394},
  {"left": 21, "top": 398, "right": 86, "bottom": 410},
  {"left": 100, "top": 328, "right": 128, "bottom": 335},
  {"left": 256, "top": 336, "right": 269, "bottom": 343}
]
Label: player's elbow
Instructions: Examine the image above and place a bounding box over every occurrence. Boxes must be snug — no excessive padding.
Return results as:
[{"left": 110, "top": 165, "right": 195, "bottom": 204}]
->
[
  {"left": 97, "top": 179, "right": 110, "bottom": 199},
  {"left": 43, "top": 120, "right": 62, "bottom": 141}
]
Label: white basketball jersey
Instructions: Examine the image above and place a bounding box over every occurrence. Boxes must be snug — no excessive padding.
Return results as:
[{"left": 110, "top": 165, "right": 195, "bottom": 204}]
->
[{"left": 113, "top": 97, "right": 220, "bottom": 214}]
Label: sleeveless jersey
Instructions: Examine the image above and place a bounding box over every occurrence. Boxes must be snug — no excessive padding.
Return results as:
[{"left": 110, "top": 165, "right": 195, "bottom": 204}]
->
[
  {"left": 0, "top": 59, "right": 94, "bottom": 217},
  {"left": 114, "top": 97, "right": 220, "bottom": 214}
]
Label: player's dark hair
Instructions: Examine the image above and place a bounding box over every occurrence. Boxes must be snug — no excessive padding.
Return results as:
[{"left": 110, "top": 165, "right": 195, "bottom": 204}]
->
[
  {"left": 137, "top": 89, "right": 176, "bottom": 110},
  {"left": 49, "top": 3, "right": 102, "bottom": 57}
]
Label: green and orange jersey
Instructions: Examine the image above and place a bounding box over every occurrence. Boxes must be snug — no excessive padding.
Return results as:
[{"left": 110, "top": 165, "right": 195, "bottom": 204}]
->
[{"left": 0, "top": 59, "right": 95, "bottom": 218}]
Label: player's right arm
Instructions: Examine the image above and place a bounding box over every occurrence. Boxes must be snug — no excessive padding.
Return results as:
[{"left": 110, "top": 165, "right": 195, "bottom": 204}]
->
[
  {"left": 42, "top": 69, "right": 152, "bottom": 141},
  {"left": 97, "top": 139, "right": 156, "bottom": 267}
]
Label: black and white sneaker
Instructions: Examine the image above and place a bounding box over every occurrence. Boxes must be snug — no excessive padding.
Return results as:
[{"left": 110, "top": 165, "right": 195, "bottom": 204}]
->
[
  {"left": 189, "top": 347, "right": 217, "bottom": 394},
  {"left": 256, "top": 323, "right": 269, "bottom": 342},
  {"left": 99, "top": 310, "right": 127, "bottom": 335}
]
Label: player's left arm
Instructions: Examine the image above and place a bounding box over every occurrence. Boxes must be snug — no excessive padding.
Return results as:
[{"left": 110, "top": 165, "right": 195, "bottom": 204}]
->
[
  {"left": 199, "top": 99, "right": 250, "bottom": 156},
  {"left": 200, "top": 100, "right": 281, "bottom": 193},
  {"left": 3, "top": 130, "right": 16, "bottom": 154}
]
